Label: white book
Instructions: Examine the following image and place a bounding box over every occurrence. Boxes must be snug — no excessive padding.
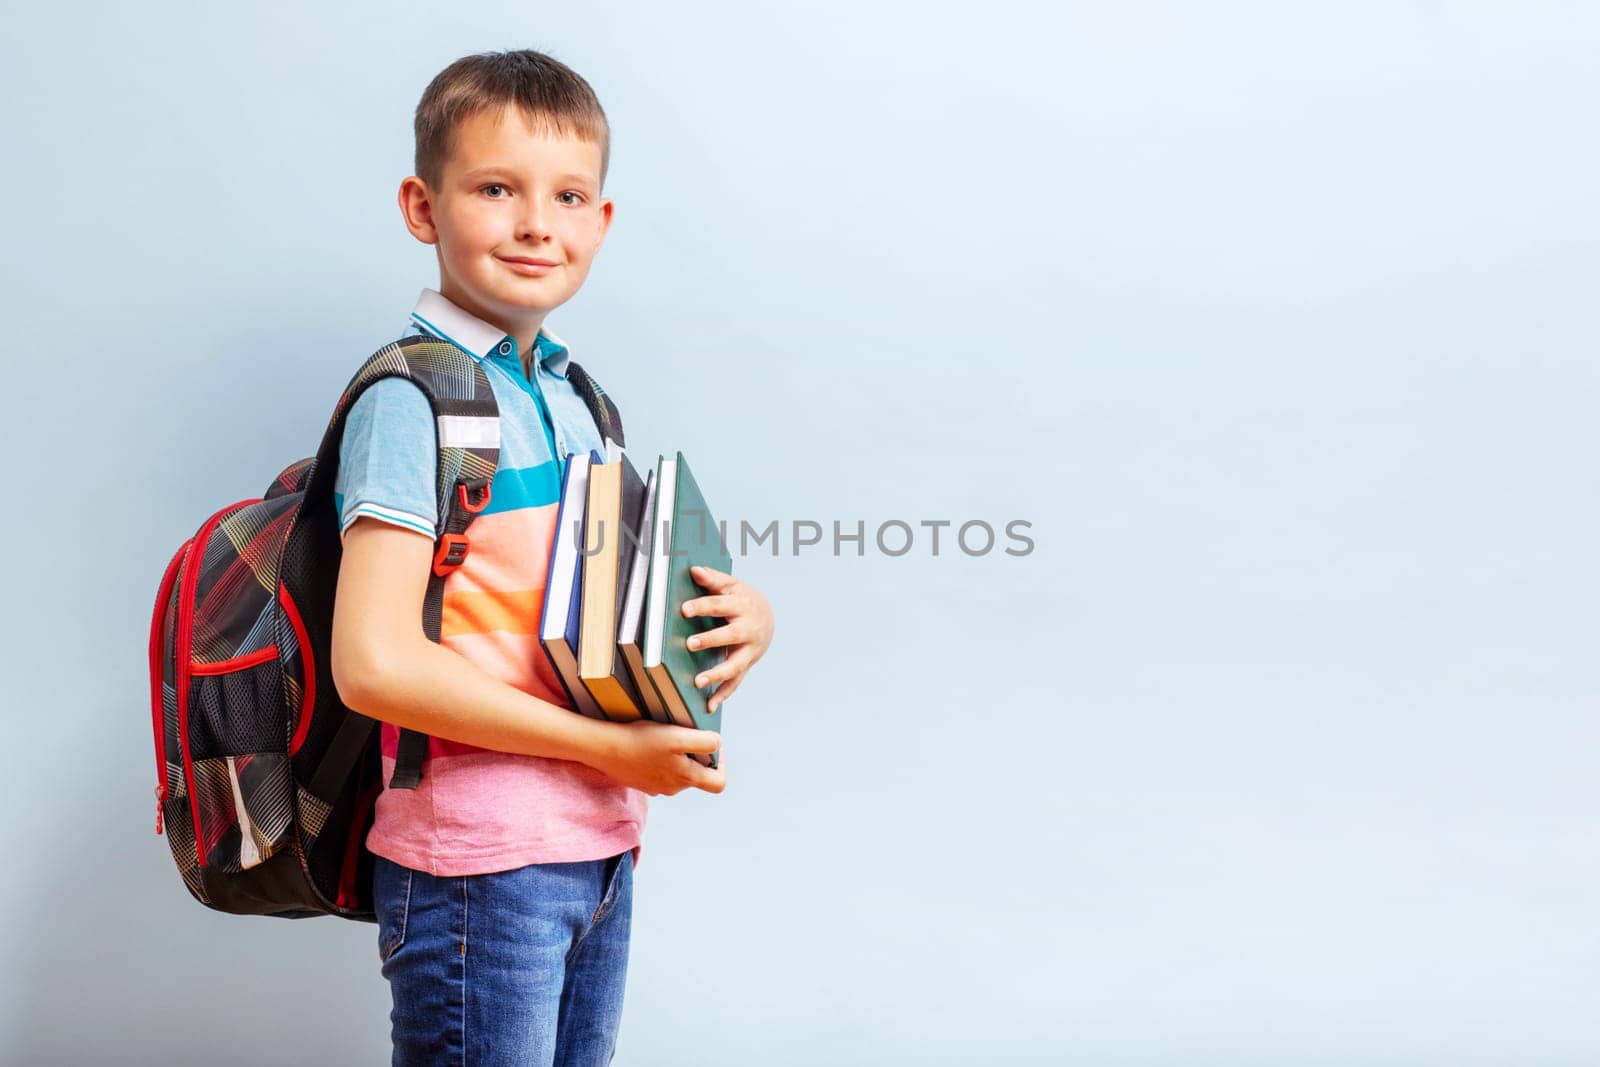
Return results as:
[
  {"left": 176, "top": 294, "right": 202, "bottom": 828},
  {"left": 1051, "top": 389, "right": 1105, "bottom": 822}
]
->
[{"left": 641, "top": 457, "right": 694, "bottom": 729}]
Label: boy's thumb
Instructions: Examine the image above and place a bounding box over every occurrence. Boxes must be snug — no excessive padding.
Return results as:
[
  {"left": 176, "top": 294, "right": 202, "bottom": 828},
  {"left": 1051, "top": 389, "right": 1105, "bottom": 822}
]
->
[{"left": 686, "top": 729, "right": 722, "bottom": 754}]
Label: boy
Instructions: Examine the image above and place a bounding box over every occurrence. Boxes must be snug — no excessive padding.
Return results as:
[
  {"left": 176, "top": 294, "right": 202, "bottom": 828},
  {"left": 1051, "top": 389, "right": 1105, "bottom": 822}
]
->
[{"left": 329, "top": 49, "right": 775, "bottom": 1065}]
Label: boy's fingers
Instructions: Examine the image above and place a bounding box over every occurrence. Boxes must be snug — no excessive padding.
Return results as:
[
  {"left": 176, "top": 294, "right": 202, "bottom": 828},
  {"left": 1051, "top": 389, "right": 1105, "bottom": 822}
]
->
[
  {"left": 686, "top": 621, "right": 740, "bottom": 652},
  {"left": 689, "top": 565, "right": 737, "bottom": 592},
  {"left": 683, "top": 729, "right": 722, "bottom": 754},
  {"left": 707, "top": 675, "right": 743, "bottom": 713},
  {"left": 697, "top": 750, "right": 727, "bottom": 791},
  {"left": 695, "top": 648, "right": 749, "bottom": 689},
  {"left": 682, "top": 594, "right": 736, "bottom": 619}
]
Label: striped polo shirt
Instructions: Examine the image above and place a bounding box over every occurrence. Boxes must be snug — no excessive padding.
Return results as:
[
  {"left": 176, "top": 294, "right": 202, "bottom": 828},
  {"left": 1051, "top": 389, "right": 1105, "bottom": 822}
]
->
[{"left": 334, "top": 287, "right": 647, "bottom": 876}]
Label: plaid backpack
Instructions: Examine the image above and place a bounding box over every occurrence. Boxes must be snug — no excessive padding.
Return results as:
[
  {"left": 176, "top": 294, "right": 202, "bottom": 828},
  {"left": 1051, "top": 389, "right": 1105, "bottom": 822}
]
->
[{"left": 148, "top": 335, "right": 624, "bottom": 920}]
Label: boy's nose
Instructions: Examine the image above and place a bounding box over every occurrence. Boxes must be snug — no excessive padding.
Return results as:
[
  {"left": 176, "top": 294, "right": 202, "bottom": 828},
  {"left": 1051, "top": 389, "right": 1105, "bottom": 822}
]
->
[{"left": 515, "top": 203, "right": 551, "bottom": 241}]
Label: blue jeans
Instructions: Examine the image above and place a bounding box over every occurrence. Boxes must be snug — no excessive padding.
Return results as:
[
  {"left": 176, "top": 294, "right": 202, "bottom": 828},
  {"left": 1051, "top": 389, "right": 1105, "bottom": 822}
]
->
[{"left": 373, "top": 849, "right": 635, "bottom": 1066}]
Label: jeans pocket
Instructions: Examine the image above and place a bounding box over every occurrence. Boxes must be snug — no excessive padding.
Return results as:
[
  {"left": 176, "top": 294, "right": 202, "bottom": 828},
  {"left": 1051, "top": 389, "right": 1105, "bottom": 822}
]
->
[
  {"left": 592, "top": 849, "right": 632, "bottom": 924},
  {"left": 375, "top": 858, "right": 412, "bottom": 964}
]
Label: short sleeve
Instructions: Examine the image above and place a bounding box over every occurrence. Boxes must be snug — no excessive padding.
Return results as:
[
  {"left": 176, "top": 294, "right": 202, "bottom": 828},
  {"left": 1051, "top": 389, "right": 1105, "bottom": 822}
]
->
[{"left": 333, "top": 378, "right": 438, "bottom": 541}]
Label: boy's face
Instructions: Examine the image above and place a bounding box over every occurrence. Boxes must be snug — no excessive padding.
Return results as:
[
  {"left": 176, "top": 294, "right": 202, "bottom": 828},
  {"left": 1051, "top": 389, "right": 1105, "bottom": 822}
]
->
[{"left": 399, "top": 103, "right": 613, "bottom": 341}]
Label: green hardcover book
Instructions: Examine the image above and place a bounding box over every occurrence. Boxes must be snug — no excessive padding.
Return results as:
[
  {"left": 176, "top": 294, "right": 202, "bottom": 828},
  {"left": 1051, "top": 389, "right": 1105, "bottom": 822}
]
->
[{"left": 641, "top": 451, "right": 733, "bottom": 768}]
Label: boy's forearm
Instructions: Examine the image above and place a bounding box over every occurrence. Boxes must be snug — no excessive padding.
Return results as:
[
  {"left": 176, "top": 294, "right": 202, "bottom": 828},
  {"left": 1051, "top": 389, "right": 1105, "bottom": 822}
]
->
[{"left": 338, "top": 636, "right": 619, "bottom": 769}]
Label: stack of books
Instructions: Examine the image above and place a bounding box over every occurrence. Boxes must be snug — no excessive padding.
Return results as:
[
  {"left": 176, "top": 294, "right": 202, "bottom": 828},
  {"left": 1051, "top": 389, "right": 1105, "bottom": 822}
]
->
[{"left": 537, "top": 450, "right": 732, "bottom": 768}]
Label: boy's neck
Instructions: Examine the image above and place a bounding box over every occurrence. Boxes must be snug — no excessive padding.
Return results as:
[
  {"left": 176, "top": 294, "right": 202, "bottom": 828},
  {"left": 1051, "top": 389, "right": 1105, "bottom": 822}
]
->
[{"left": 437, "top": 279, "right": 546, "bottom": 363}]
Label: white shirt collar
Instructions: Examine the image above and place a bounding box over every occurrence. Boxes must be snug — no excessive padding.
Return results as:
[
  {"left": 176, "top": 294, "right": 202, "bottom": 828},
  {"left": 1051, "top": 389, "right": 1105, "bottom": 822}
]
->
[{"left": 407, "top": 288, "right": 570, "bottom": 378}]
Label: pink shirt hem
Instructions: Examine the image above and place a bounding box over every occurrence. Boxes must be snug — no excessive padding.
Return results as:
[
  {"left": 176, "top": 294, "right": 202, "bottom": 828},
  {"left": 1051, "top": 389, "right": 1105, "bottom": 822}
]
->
[{"left": 365, "top": 751, "right": 648, "bottom": 876}]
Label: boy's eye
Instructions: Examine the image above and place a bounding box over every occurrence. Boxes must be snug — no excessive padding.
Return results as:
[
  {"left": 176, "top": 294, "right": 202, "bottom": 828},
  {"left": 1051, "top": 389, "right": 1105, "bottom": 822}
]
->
[
  {"left": 483, "top": 184, "right": 507, "bottom": 198},
  {"left": 558, "top": 191, "right": 585, "bottom": 205}
]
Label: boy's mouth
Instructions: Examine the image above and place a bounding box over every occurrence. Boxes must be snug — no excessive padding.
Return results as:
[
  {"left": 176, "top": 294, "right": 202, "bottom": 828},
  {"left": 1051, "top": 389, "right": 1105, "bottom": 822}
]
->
[{"left": 498, "top": 255, "right": 560, "bottom": 276}]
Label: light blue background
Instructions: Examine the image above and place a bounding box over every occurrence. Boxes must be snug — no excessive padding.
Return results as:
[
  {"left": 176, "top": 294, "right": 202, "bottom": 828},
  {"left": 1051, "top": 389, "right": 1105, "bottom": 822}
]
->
[{"left": 3, "top": 2, "right": 1597, "bottom": 1064}]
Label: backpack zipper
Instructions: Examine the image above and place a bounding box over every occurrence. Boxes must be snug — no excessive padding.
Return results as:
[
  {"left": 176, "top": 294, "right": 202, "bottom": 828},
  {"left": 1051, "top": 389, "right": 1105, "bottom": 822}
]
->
[
  {"left": 149, "top": 538, "right": 192, "bottom": 835},
  {"left": 174, "top": 498, "right": 262, "bottom": 862},
  {"left": 280, "top": 583, "right": 316, "bottom": 756}
]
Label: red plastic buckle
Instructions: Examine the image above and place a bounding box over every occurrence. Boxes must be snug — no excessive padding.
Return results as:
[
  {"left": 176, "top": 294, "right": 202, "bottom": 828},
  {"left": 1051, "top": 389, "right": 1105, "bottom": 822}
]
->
[
  {"left": 432, "top": 533, "right": 470, "bottom": 576},
  {"left": 458, "top": 480, "right": 491, "bottom": 514}
]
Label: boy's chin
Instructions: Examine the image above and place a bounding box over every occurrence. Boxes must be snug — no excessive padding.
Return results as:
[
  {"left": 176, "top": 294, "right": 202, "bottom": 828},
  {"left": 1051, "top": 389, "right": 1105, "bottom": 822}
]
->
[
  {"left": 488, "top": 289, "right": 568, "bottom": 319},
  {"left": 477, "top": 273, "right": 563, "bottom": 302},
  {"left": 494, "top": 273, "right": 570, "bottom": 299}
]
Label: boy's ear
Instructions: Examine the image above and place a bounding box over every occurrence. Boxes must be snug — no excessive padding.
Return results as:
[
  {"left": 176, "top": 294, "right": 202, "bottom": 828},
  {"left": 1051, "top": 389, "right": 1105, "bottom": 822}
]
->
[
  {"left": 593, "top": 196, "right": 614, "bottom": 251},
  {"left": 398, "top": 177, "right": 439, "bottom": 245}
]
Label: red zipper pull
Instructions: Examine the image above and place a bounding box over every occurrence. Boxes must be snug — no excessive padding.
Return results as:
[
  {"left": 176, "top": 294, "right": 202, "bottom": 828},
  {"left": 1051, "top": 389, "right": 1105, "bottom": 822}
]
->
[{"left": 154, "top": 783, "right": 165, "bottom": 836}]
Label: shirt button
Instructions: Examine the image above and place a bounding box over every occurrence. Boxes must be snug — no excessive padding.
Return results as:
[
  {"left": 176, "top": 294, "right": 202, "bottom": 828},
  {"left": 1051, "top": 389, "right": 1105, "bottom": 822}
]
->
[{"left": 498, "top": 340, "right": 513, "bottom": 356}]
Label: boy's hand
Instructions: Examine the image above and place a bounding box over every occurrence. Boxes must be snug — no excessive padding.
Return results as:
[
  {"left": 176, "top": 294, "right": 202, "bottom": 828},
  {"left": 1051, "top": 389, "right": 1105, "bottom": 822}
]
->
[
  {"left": 592, "top": 721, "right": 726, "bottom": 796},
  {"left": 681, "top": 566, "right": 774, "bottom": 713}
]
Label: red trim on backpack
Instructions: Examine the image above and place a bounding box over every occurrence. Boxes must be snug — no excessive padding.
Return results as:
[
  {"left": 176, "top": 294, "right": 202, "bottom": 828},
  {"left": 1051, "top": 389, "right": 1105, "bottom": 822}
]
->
[
  {"left": 281, "top": 584, "right": 316, "bottom": 757},
  {"left": 335, "top": 779, "right": 383, "bottom": 909},
  {"left": 149, "top": 538, "right": 192, "bottom": 835},
  {"left": 189, "top": 646, "right": 278, "bottom": 675},
  {"left": 176, "top": 498, "right": 262, "bottom": 867}
]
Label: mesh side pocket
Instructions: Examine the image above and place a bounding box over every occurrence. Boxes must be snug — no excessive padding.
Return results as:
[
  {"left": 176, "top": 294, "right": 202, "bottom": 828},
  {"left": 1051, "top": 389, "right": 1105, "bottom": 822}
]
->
[{"left": 188, "top": 658, "right": 284, "bottom": 759}]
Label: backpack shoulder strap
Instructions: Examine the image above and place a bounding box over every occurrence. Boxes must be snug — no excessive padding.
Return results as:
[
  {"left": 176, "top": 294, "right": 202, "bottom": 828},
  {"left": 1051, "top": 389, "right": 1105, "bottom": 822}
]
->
[
  {"left": 567, "top": 360, "right": 625, "bottom": 452},
  {"left": 310, "top": 335, "right": 501, "bottom": 519},
  {"left": 305, "top": 336, "right": 500, "bottom": 794}
]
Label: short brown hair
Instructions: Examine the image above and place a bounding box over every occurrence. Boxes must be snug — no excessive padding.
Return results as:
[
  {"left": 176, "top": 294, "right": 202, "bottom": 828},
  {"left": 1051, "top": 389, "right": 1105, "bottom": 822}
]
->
[{"left": 414, "top": 49, "right": 611, "bottom": 190}]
